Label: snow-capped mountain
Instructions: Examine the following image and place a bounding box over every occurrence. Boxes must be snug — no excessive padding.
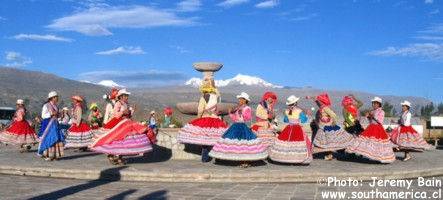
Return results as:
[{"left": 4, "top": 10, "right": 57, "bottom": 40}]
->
[
  {"left": 97, "top": 80, "right": 124, "bottom": 88},
  {"left": 185, "top": 74, "right": 283, "bottom": 88}
]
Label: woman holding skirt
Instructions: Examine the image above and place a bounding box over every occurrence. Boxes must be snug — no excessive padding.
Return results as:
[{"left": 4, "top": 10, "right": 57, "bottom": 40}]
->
[
  {"left": 269, "top": 95, "right": 312, "bottom": 164},
  {"left": 0, "top": 99, "right": 38, "bottom": 152},
  {"left": 65, "top": 95, "right": 94, "bottom": 151},
  {"left": 346, "top": 97, "right": 395, "bottom": 163},
  {"left": 178, "top": 79, "right": 227, "bottom": 162},
  {"left": 309, "top": 94, "right": 354, "bottom": 160},
  {"left": 38, "top": 91, "right": 65, "bottom": 161},
  {"left": 390, "top": 100, "right": 430, "bottom": 161},
  {"left": 209, "top": 92, "right": 268, "bottom": 168},
  {"left": 90, "top": 89, "right": 153, "bottom": 165}
]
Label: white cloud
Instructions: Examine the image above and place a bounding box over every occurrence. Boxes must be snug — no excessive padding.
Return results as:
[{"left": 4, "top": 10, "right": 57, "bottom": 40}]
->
[
  {"left": 80, "top": 70, "right": 187, "bottom": 87},
  {"left": 11, "top": 34, "right": 73, "bottom": 42},
  {"left": 292, "top": 13, "right": 318, "bottom": 21},
  {"left": 0, "top": 16, "right": 6, "bottom": 21},
  {"left": 170, "top": 45, "right": 190, "bottom": 53},
  {"left": 177, "top": 0, "right": 202, "bottom": 12},
  {"left": 95, "top": 46, "right": 146, "bottom": 55},
  {"left": 415, "top": 35, "right": 443, "bottom": 40},
  {"left": 4, "top": 51, "right": 32, "bottom": 67},
  {"left": 430, "top": 9, "right": 439, "bottom": 15},
  {"left": 255, "top": 0, "right": 279, "bottom": 9},
  {"left": 425, "top": 0, "right": 433, "bottom": 4},
  {"left": 368, "top": 43, "right": 443, "bottom": 61},
  {"left": 217, "top": 0, "right": 250, "bottom": 8},
  {"left": 47, "top": 5, "right": 198, "bottom": 36}
]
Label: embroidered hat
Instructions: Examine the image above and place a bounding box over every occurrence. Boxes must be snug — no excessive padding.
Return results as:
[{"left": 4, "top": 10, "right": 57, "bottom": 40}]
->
[
  {"left": 371, "top": 96, "right": 383, "bottom": 104},
  {"left": 47, "top": 91, "right": 58, "bottom": 99},
  {"left": 117, "top": 89, "right": 131, "bottom": 97},
  {"left": 342, "top": 96, "right": 354, "bottom": 106},
  {"left": 286, "top": 95, "right": 300, "bottom": 105},
  {"left": 90, "top": 103, "right": 99, "bottom": 110},
  {"left": 164, "top": 107, "right": 173, "bottom": 115},
  {"left": 401, "top": 100, "right": 411, "bottom": 107},
  {"left": 71, "top": 95, "right": 83, "bottom": 102},
  {"left": 16, "top": 99, "right": 24, "bottom": 105},
  {"left": 150, "top": 110, "right": 156, "bottom": 115},
  {"left": 199, "top": 82, "right": 217, "bottom": 94},
  {"left": 261, "top": 92, "right": 277, "bottom": 104},
  {"left": 236, "top": 92, "right": 251, "bottom": 101},
  {"left": 110, "top": 88, "right": 119, "bottom": 100},
  {"left": 316, "top": 94, "right": 331, "bottom": 106}
]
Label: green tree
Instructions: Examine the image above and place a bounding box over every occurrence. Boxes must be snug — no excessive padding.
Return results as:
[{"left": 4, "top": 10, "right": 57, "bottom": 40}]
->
[
  {"left": 435, "top": 103, "right": 443, "bottom": 115},
  {"left": 382, "top": 102, "right": 395, "bottom": 117},
  {"left": 420, "top": 102, "right": 435, "bottom": 120}
]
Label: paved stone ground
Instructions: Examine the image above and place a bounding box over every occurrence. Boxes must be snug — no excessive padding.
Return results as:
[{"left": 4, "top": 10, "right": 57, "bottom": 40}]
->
[
  {"left": 0, "top": 174, "right": 442, "bottom": 200},
  {"left": 1, "top": 144, "right": 442, "bottom": 181}
]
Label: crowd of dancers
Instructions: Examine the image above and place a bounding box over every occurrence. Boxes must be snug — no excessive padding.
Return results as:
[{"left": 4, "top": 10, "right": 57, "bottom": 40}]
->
[{"left": 0, "top": 76, "right": 431, "bottom": 167}]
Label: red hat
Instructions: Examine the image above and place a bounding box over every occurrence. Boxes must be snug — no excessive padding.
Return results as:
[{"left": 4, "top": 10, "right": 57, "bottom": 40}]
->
[
  {"left": 316, "top": 94, "right": 331, "bottom": 106},
  {"left": 342, "top": 96, "right": 354, "bottom": 107},
  {"left": 110, "top": 88, "right": 119, "bottom": 100},
  {"left": 164, "top": 107, "right": 173, "bottom": 115},
  {"left": 71, "top": 95, "right": 83, "bottom": 102},
  {"left": 261, "top": 92, "right": 278, "bottom": 104}
]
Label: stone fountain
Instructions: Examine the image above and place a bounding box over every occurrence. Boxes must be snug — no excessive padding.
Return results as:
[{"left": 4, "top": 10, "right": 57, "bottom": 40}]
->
[{"left": 176, "top": 62, "right": 236, "bottom": 116}]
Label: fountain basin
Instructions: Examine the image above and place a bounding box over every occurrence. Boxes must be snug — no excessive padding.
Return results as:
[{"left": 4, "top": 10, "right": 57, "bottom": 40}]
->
[
  {"left": 176, "top": 102, "right": 236, "bottom": 115},
  {"left": 193, "top": 62, "right": 223, "bottom": 72}
]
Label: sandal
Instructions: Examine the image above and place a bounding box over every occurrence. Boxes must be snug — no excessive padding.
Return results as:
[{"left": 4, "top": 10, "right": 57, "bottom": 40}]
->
[
  {"left": 403, "top": 156, "right": 411, "bottom": 162},
  {"left": 117, "top": 158, "right": 126, "bottom": 166},
  {"left": 108, "top": 155, "right": 116, "bottom": 165},
  {"left": 20, "top": 147, "right": 25, "bottom": 153},
  {"left": 239, "top": 163, "right": 250, "bottom": 168}
]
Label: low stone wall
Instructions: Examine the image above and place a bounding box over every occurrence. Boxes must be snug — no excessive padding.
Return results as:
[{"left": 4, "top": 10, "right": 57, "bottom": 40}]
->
[
  {"left": 155, "top": 126, "right": 313, "bottom": 160},
  {"left": 155, "top": 128, "right": 201, "bottom": 160}
]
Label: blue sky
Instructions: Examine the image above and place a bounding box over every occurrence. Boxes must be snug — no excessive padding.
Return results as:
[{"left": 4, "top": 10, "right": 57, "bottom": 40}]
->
[{"left": 0, "top": 0, "right": 442, "bottom": 102}]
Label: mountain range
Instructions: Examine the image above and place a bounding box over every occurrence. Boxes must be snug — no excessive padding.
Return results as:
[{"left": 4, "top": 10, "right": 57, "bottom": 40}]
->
[{"left": 0, "top": 66, "right": 432, "bottom": 123}]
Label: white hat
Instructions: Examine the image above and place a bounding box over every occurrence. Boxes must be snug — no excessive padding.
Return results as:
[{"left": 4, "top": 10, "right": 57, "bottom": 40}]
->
[
  {"left": 63, "top": 107, "right": 69, "bottom": 111},
  {"left": 236, "top": 92, "right": 250, "bottom": 101},
  {"left": 117, "top": 89, "right": 131, "bottom": 97},
  {"left": 401, "top": 100, "right": 411, "bottom": 107},
  {"left": 102, "top": 94, "right": 108, "bottom": 99},
  {"left": 371, "top": 96, "right": 382, "bottom": 103},
  {"left": 16, "top": 99, "right": 24, "bottom": 105},
  {"left": 48, "top": 91, "right": 58, "bottom": 99},
  {"left": 150, "top": 111, "right": 156, "bottom": 114},
  {"left": 286, "top": 95, "right": 300, "bottom": 105}
]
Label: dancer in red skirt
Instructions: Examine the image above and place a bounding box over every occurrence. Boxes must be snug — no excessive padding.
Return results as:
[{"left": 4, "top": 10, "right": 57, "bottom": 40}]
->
[
  {"left": 390, "top": 101, "right": 430, "bottom": 161},
  {"left": 269, "top": 95, "right": 312, "bottom": 164},
  {"left": 0, "top": 99, "right": 38, "bottom": 152},
  {"left": 251, "top": 92, "right": 278, "bottom": 149},
  {"left": 346, "top": 97, "right": 395, "bottom": 163},
  {"left": 178, "top": 78, "right": 227, "bottom": 162},
  {"left": 65, "top": 95, "right": 94, "bottom": 151}
]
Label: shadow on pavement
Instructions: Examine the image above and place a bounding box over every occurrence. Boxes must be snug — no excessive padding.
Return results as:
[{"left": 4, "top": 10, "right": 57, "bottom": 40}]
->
[
  {"left": 107, "top": 189, "right": 137, "bottom": 200},
  {"left": 125, "top": 144, "right": 172, "bottom": 164},
  {"left": 213, "top": 159, "right": 267, "bottom": 167},
  {"left": 60, "top": 152, "right": 102, "bottom": 161},
  {"left": 28, "top": 166, "right": 128, "bottom": 200},
  {"left": 137, "top": 190, "right": 168, "bottom": 200}
]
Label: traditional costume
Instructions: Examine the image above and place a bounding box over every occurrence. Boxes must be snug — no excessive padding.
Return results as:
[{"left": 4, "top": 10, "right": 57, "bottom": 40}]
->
[
  {"left": 178, "top": 81, "right": 227, "bottom": 162},
  {"left": 65, "top": 96, "right": 94, "bottom": 148},
  {"left": 88, "top": 103, "right": 103, "bottom": 130},
  {"left": 0, "top": 99, "right": 38, "bottom": 147},
  {"left": 38, "top": 91, "right": 65, "bottom": 160},
  {"left": 312, "top": 94, "right": 355, "bottom": 154},
  {"left": 103, "top": 88, "right": 118, "bottom": 125},
  {"left": 178, "top": 83, "right": 227, "bottom": 145},
  {"left": 251, "top": 92, "right": 278, "bottom": 148},
  {"left": 209, "top": 92, "right": 268, "bottom": 161},
  {"left": 390, "top": 101, "right": 430, "bottom": 151},
  {"left": 269, "top": 95, "right": 312, "bottom": 164},
  {"left": 342, "top": 96, "right": 364, "bottom": 136},
  {"left": 346, "top": 97, "right": 395, "bottom": 163},
  {"left": 90, "top": 89, "right": 153, "bottom": 159}
]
